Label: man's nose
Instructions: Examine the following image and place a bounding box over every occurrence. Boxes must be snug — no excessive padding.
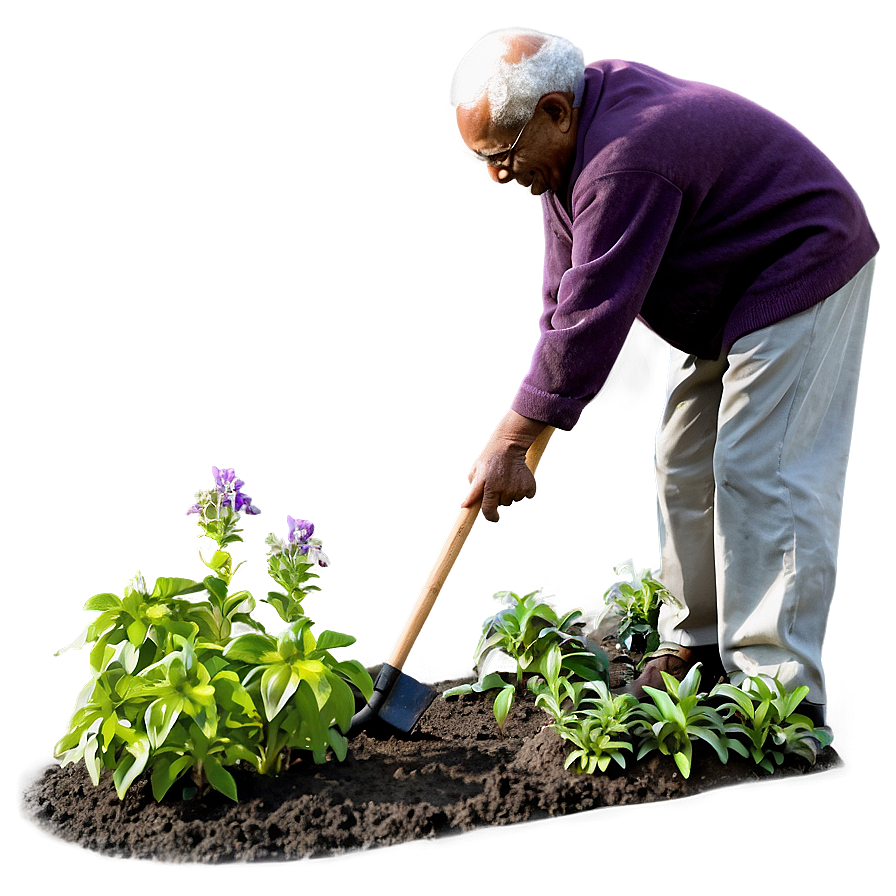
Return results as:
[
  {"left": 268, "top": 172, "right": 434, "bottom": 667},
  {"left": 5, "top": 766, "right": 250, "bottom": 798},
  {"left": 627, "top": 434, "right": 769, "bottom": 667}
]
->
[{"left": 487, "top": 165, "right": 514, "bottom": 184}]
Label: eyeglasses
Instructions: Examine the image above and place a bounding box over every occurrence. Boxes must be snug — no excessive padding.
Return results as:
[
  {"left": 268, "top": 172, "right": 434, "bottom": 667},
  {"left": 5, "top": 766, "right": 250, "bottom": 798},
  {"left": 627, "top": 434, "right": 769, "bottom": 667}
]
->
[{"left": 473, "top": 115, "right": 532, "bottom": 168}]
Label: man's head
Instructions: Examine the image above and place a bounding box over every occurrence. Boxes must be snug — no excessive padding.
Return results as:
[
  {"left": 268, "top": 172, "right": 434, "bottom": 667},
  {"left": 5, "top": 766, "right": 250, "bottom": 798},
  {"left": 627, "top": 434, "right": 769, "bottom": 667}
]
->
[{"left": 451, "top": 29, "right": 584, "bottom": 195}]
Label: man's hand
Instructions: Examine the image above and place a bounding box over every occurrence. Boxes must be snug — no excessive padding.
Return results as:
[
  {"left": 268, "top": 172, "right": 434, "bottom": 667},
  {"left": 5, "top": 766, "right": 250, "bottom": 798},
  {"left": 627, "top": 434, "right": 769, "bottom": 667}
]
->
[{"left": 462, "top": 410, "right": 549, "bottom": 522}]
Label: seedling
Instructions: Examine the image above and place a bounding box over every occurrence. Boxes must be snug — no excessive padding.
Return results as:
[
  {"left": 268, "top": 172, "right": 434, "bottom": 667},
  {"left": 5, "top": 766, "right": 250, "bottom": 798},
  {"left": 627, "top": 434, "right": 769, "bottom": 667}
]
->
[
  {"left": 711, "top": 674, "right": 833, "bottom": 772},
  {"left": 595, "top": 560, "right": 678, "bottom": 653},
  {"left": 443, "top": 590, "right": 608, "bottom": 733},
  {"left": 633, "top": 663, "right": 733, "bottom": 778},
  {"left": 532, "top": 648, "right": 641, "bottom": 773}
]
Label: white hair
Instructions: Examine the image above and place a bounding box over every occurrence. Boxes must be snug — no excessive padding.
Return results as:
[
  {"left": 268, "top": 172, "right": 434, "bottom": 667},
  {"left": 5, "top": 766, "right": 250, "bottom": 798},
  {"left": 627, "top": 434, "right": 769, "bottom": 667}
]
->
[{"left": 450, "top": 28, "right": 585, "bottom": 130}]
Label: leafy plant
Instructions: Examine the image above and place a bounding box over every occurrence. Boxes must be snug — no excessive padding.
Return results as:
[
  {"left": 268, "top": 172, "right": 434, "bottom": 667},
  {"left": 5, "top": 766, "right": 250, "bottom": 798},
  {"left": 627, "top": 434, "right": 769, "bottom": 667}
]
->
[
  {"left": 532, "top": 645, "right": 641, "bottom": 773},
  {"left": 443, "top": 590, "right": 608, "bottom": 733},
  {"left": 54, "top": 467, "right": 373, "bottom": 802},
  {"left": 633, "top": 662, "right": 733, "bottom": 778},
  {"left": 599, "top": 561, "right": 679, "bottom": 655},
  {"left": 711, "top": 675, "right": 833, "bottom": 773}
]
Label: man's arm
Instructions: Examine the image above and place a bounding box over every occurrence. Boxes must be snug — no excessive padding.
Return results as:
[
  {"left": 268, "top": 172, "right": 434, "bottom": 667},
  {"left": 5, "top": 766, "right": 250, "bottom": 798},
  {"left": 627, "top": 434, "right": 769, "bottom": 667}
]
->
[
  {"left": 461, "top": 409, "right": 550, "bottom": 522},
  {"left": 513, "top": 171, "right": 683, "bottom": 429}
]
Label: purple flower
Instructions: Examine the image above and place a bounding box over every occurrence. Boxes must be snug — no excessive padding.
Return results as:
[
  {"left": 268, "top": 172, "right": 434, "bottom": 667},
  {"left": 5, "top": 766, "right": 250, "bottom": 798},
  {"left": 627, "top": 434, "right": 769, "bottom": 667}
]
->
[
  {"left": 209, "top": 466, "right": 260, "bottom": 515},
  {"left": 235, "top": 492, "right": 261, "bottom": 515},
  {"left": 212, "top": 467, "right": 239, "bottom": 489},
  {"left": 186, "top": 504, "right": 202, "bottom": 515},
  {"left": 287, "top": 516, "right": 314, "bottom": 547}
]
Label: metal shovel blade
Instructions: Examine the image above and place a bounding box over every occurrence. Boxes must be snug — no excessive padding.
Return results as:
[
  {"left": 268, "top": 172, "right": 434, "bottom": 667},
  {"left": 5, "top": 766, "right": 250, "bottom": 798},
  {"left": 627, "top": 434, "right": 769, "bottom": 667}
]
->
[{"left": 348, "top": 663, "right": 437, "bottom": 735}]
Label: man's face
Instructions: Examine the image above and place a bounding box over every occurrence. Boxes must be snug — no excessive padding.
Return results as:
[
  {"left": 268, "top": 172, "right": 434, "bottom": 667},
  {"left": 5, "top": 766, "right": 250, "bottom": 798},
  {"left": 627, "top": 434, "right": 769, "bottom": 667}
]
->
[{"left": 456, "top": 93, "right": 578, "bottom": 196}]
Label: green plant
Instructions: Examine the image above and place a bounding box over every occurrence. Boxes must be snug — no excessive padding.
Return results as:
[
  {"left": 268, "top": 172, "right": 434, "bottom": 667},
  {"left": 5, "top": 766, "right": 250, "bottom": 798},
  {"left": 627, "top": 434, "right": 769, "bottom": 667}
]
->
[
  {"left": 711, "top": 675, "right": 833, "bottom": 773},
  {"left": 532, "top": 645, "right": 641, "bottom": 773},
  {"left": 633, "top": 662, "right": 733, "bottom": 778},
  {"left": 54, "top": 468, "right": 373, "bottom": 802},
  {"left": 443, "top": 590, "right": 608, "bottom": 733},
  {"left": 601, "top": 561, "right": 678, "bottom": 655}
]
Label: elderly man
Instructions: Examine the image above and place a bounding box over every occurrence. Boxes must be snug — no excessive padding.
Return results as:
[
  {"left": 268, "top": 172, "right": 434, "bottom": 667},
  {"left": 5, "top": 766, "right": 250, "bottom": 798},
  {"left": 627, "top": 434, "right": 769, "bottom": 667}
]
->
[{"left": 452, "top": 29, "right": 878, "bottom": 725}]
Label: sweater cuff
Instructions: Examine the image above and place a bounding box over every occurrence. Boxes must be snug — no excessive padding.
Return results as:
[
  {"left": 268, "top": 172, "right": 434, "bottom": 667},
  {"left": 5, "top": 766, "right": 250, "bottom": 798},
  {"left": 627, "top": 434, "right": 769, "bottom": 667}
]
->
[{"left": 511, "top": 383, "right": 587, "bottom": 432}]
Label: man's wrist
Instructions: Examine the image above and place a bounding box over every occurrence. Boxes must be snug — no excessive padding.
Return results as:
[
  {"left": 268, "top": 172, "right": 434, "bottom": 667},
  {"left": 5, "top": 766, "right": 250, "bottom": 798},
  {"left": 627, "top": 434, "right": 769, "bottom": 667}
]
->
[{"left": 495, "top": 410, "right": 549, "bottom": 450}]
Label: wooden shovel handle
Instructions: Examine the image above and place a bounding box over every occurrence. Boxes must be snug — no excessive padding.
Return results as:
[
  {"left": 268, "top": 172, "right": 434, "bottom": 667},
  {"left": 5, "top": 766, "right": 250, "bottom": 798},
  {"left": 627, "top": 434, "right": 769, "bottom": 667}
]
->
[{"left": 387, "top": 425, "right": 555, "bottom": 670}]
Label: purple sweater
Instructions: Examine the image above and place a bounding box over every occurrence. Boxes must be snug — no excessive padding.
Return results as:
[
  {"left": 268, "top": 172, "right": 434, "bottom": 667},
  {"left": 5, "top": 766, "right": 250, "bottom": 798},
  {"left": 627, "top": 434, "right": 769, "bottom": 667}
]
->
[{"left": 512, "top": 60, "right": 879, "bottom": 431}]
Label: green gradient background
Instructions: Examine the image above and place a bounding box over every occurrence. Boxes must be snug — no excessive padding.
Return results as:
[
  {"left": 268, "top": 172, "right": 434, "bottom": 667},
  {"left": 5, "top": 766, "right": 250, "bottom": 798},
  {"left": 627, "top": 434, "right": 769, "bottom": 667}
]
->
[{"left": 2, "top": 0, "right": 894, "bottom": 894}]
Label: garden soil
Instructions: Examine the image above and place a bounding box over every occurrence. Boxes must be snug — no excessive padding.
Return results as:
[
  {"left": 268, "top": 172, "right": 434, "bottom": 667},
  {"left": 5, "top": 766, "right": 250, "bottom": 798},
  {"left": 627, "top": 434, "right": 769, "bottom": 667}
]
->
[{"left": 23, "top": 656, "right": 840, "bottom": 863}]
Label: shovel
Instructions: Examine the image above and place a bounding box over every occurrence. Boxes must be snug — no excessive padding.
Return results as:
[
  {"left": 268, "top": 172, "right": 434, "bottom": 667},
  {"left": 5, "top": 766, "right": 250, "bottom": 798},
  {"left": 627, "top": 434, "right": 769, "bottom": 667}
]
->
[{"left": 348, "top": 425, "right": 555, "bottom": 735}]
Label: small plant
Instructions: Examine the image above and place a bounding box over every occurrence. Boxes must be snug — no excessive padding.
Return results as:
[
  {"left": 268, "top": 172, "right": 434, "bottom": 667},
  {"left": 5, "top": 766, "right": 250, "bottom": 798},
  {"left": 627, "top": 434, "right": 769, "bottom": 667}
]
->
[
  {"left": 711, "top": 675, "right": 833, "bottom": 772},
  {"left": 532, "top": 646, "right": 641, "bottom": 773},
  {"left": 443, "top": 590, "right": 608, "bottom": 733},
  {"left": 54, "top": 467, "right": 373, "bottom": 802},
  {"left": 599, "top": 561, "right": 679, "bottom": 655},
  {"left": 633, "top": 663, "right": 733, "bottom": 778}
]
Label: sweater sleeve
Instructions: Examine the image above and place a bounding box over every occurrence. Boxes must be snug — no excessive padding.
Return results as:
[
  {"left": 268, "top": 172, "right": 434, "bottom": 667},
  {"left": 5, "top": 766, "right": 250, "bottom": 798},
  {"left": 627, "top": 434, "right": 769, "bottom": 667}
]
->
[{"left": 511, "top": 170, "right": 683, "bottom": 429}]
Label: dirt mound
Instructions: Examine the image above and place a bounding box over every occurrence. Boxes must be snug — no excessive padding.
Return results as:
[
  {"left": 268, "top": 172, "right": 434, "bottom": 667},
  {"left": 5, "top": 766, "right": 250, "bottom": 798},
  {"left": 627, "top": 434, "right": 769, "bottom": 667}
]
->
[{"left": 22, "top": 676, "right": 840, "bottom": 863}]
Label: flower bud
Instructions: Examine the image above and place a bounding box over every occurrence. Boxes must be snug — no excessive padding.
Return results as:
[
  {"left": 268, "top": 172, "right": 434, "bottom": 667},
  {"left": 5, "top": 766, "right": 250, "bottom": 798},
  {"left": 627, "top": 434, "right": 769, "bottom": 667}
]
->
[{"left": 124, "top": 569, "right": 147, "bottom": 595}]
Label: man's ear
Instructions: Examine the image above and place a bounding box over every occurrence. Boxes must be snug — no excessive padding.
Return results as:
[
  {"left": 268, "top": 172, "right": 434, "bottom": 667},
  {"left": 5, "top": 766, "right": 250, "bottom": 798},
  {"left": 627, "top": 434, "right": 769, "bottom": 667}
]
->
[{"left": 537, "top": 92, "right": 575, "bottom": 132}]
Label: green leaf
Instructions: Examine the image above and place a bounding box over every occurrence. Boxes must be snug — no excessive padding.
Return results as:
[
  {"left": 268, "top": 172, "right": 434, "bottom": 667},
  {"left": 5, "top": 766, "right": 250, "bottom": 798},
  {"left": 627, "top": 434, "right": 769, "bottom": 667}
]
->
[
  {"left": 260, "top": 663, "right": 301, "bottom": 720},
  {"left": 315, "top": 630, "right": 356, "bottom": 651},
  {"left": 561, "top": 652, "right": 609, "bottom": 682},
  {"left": 493, "top": 685, "right": 515, "bottom": 733},
  {"left": 290, "top": 679, "right": 328, "bottom": 759},
  {"left": 145, "top": 696, "right": 184, "bottom": 749},
  {"left": 541, "top": 644, "right": 562, "bottom": 685},
  {"left": 321, "top": 672, "right": 356, "bottom": 732},
  {"left": 126, "top": 618, "right": 148, "bottom": 647},
  {"left": 204, "top": 576, "right": 228, "bottom": 604},
  {"left": 672, "top": 744, "right": 692, "bottom": 778},
  {"left": 187, "top": 605, "right": 223, "bottom": 641},
  {"left": 84, "top": 593, "right": 122, "bottom": 612},
  {"left": 711, "top": 683, "right": 756, "bottom": 718},
  {"left": 328, "top": 728, "right": 348, "bottom": 762},
  {"left": 277, "top": 627, "right": 302, "bottom": 661},
  {"left": 442, "top": 683, "right": 474, "bottom": 698},
  {"left": 693, "top": 727, "right": 729, "bottom": 763},
  {"left": 113, "top": 735, "right": 151, "bottom": 799},
  {"left": 212, "top": 671, "right": 262, "bottom": 728},
  {"left": 203, "top": 756, "right": 238, "bottom": 802},
  {"left": 294, "top": 660, "right": 330, "bottom": 708},
  {"left": 780, "top": 686, "right": 810, "bottom": 720},
  {"left": 156, "top": 616, "right": 200, "bottom": 641},
  {"left": 264, "top": 591, "right": 290, "bottom": 620},
  {"left": 642, "top": 686, "right": 683, "bottom": 726},
  {"left": 224, "top": 632, "right": 278, "bottom": 664},
  {"left": 222, "top": 742, "right": 262, "bottom": 769},
  {"left": 557, "top": 609, "right": 584, "bottom": 629},
  {"left": 298, "top": 619, "right": 317, "bottom": 650},
  {"left": 151, "top": 755, "right": 195, "bottom": 801},
  {"left": 330, "top": 660, "right": 374, "bottom": 701},
  {"left": 206, "top": 551, "right": 231, "bottom": 571},
  {"left": 100, "top": 713, "right": 120, "bottom": 747},
  {"left": 55, "top": 624, "right": 91, "bottom": 656},
  {"left": 474, "top": 672, "right": 511, "bottom": 692},
  {"left": 223, "top": 590, "right": 254, "bottom": 617},
  {"left": 84, "top": 735, "right": 103, "bottom": 785},
  {"left": 151, "top": 578, "right": 205, "bottom": 599}
]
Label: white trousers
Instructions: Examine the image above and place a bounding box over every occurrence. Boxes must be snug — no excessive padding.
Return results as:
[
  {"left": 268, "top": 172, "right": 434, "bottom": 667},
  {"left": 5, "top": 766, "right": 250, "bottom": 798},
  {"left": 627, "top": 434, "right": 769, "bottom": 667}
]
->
[{"left": 656, "top": 259, "right": 875, "bottom": 707}]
